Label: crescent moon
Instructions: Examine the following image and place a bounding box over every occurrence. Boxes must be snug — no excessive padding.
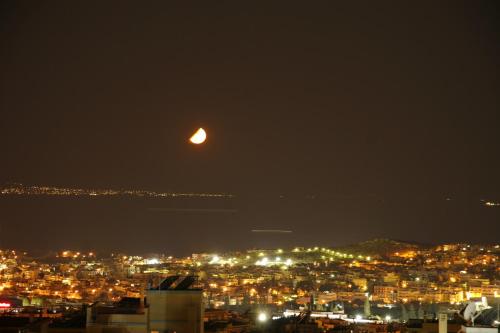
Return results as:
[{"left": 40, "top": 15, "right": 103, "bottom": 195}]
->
[{"left": 189, "top": 128, "right": 207, "bottom": 144}]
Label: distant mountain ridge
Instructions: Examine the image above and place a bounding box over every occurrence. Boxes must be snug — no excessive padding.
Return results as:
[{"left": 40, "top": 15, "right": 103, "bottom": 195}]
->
[{"left": 333, "top": 238, "right": 425, "bottom": 257}]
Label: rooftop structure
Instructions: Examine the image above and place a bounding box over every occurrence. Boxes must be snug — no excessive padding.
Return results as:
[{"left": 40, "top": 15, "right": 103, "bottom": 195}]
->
[{"left": 146, "top": 276, "right": 204, "bottom": 333}]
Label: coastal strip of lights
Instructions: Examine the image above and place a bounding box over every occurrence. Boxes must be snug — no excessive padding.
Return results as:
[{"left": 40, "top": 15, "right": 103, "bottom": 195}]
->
[{"left": 0, "top": 183, "right": 234, "bottom": 199}]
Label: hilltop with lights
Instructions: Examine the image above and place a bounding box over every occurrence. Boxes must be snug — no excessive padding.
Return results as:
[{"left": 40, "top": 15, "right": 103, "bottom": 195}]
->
[{"left": 332, "top": 239, "right": 425, "bottom": 258}]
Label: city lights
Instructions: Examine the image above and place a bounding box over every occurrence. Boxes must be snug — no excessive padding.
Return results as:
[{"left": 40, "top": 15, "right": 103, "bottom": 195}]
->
[
  {"left": 209, "top": 255, "right": 220, "bottom": 264},
  {"left": 0, "top": 183, "right": 233, "bottom": 199},
  {"left": 0, "top": 242, "right": 497, "bottom": 327},
  {"left": 146, "top": 258, "right": 159, "bottom": 265}
]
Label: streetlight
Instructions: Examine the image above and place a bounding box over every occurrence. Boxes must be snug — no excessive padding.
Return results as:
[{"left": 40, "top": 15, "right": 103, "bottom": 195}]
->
[{"left": 258, "top": 312, "right": 268, "bottom": 322}]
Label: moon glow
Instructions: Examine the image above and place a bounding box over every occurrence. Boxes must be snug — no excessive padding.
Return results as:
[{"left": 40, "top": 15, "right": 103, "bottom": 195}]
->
[{"left": 189, "top": 128, "right": 207, "bottom": 144}]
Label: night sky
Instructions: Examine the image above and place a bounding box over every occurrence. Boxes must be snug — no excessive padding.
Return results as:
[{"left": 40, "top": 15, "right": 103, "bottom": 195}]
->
[{"left": 1, "top": 1, "right": 499, "bottom": 255}]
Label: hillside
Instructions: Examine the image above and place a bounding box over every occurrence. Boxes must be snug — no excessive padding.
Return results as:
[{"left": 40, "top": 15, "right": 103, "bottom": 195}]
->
[{"left": 333, "top": 238, "right": 423, "bottom": 257}]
